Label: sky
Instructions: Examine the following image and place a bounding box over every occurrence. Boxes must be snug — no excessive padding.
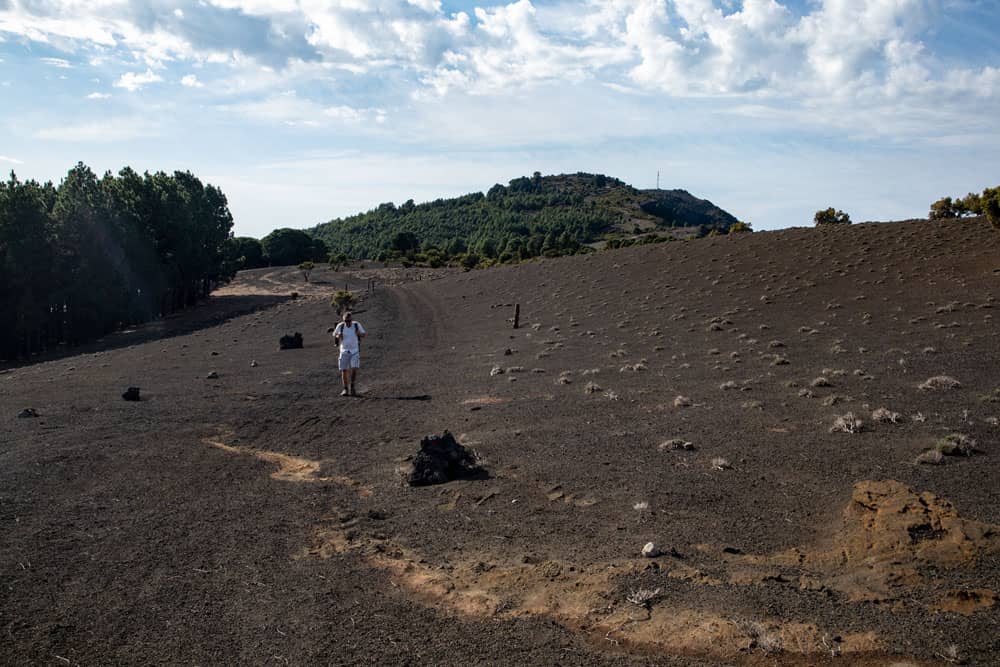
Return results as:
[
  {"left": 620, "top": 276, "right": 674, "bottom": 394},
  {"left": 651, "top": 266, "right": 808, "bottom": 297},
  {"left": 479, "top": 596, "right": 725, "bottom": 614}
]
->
[{"left": 1, "top": 0, "right": 999, "bottom": 237}]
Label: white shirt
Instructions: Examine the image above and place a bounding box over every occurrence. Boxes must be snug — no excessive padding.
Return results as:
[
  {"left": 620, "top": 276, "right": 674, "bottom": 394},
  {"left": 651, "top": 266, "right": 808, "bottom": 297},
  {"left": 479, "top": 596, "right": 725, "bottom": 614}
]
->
[{"left": 333, "top": 321, "right": 365, "bottom": 353}]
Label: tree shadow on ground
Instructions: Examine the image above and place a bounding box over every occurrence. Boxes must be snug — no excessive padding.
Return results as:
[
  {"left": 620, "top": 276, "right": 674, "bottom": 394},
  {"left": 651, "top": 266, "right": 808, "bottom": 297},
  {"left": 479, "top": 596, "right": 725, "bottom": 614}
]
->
[{"left": 0, "top": 294, "right": 289, "bottom": 371}]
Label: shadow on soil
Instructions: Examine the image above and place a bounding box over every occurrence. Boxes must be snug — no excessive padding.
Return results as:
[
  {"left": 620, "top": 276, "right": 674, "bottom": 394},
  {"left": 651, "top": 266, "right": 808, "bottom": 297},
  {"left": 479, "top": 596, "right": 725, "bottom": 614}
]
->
[{"left": 0, "top": 294, "right": 288, "bottom": 371}]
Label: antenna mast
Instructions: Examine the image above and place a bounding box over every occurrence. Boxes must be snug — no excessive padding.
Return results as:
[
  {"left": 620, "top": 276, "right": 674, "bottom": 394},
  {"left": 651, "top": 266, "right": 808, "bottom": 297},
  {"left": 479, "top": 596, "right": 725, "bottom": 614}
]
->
[{"left": 656, "top": 170, "right": 660, "bottom": 190}]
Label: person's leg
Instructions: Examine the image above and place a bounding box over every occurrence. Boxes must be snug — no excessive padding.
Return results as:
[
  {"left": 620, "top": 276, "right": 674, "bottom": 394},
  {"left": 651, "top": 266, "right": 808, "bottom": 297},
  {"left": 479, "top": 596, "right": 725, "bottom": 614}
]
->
[
  {"left": 350, "top": 354, "right": 359, "bottom": 395},
  {"left": 339, "top": 351, "right": 350, "bottom": 395}
]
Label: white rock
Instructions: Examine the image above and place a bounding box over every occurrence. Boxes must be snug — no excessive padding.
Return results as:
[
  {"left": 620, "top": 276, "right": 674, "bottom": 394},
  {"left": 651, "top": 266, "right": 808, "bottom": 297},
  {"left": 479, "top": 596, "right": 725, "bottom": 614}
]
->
[{"left": 641, "top": 542, "right": 660, "bottom": 558}]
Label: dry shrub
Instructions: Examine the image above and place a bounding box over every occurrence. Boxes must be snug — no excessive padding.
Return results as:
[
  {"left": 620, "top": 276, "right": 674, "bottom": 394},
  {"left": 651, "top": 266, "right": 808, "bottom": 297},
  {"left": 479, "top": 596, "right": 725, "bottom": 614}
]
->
[
  {"left": 935, "top": 433, "right": 977, "bottom": 456},
  {"left": 871, "top": 407, "right": 901, "bottom": 423},
  {"left": 659, "top": 438, "right": 694, "bottom": 451},
  {"left": 919, "top": 375, "right": 961, "bottom": 391},
  {"left": 674, "top": 395, "right": 692, "bottom": 407},
  {"left": 626, "top": 587, "right": 661, "bottom": 607},
  {"left": 980, "top": 388, "right": 1000, "bottom": 403},
  {"left": 734, "top": 619, "right": 784, "bottom": 657},
  {"left": 811, "top": 376, "right": 831, "bottom": 388},
  {"left": 821, "top": 394, "right": 848, "bottom": 407},
  {"left": 830, "top": 413, "right": 863, "bottom": 433},
  {"left": 711, "top": 457, "right": 732, "bottom": 470},
  {"left": 584, "top": 381, "right": 602, "bottom": 394},
  {"left": 916, "top": 449, "right": 945, "bottom": 465}
]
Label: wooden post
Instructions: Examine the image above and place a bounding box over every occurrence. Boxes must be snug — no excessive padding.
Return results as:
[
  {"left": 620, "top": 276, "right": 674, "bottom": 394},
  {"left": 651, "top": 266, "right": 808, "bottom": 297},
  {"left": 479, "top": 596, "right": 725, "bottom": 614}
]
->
[{"left": 513, "top": 303, "right": 520, "bottom": 329}]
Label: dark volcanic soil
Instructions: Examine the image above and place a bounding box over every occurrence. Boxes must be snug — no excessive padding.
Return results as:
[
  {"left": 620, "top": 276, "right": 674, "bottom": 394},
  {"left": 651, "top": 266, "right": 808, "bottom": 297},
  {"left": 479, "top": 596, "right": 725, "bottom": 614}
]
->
[{"left": 3, "top": 218, "right": 1000, "bottom": 666}]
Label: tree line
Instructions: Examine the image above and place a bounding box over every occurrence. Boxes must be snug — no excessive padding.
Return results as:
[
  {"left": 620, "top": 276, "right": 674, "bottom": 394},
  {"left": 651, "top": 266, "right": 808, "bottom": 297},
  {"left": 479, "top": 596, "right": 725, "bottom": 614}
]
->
[
  {"left": 0, "top": 163, "right": 235, "bottom": 361},
  {"left": 929, "top": 186, "right": 1000, "bottom": 227}
]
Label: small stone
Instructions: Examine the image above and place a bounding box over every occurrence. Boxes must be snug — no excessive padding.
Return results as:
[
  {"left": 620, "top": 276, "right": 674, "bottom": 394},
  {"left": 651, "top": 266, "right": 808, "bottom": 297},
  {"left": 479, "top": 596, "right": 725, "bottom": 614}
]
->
[
  {"left": 206, "top": 371, "right": 219, "bottom": 379},
  {"left": 122, "top": 387, "right": 140, "bottom": 401},
  {"left": 641, "top": 542, "right": 660, "bottom": 558},
  {"left": 250, "top": 360, "right": 258, "bottom": 368},
  {"left": 17, "top": 408, "right": 39, "bottom": 418}
]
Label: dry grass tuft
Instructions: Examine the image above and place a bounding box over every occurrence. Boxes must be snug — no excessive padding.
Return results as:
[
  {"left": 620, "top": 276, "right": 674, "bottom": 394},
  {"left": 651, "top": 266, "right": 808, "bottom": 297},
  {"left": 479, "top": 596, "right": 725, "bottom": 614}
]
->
[
  {"left": 980, "top": 388, "right": 1000, "bottom": 403},
  {"left": 935, "top": 433, "right": 977, "bottom": 456},
  {"left": 625, "top": 587, "right": 662, "bottom": 607},
  {"left": 673, "top": 395, "right": 692, "bottom": 408},
  {"left": 918, "top": 375, "right": 962, "bottom": 391},
  {"left": 830, "top": 413, "right": 863, "bottom": 433},
  {"left": 584, "top": 381, "right": 602, "bottom": 394},
  {"left": 916, "top": 449, "right": 945, "bottom": 465},
  {"left": 659, "top": 438, "right": 694, "bottom": 451},
  {"left": 734, "top": 619, "right": 784, "bottom": 657},
  {"left": 490, "top": 365, "right": 504, "bottom": 377},
  {"left": 711, "top": 457, "right": 732, "bottom": 470},
  {"left": 811, "top": 376, "right": 831, "bottom": 388},
  {"left": 871, "top": 407, "right": 901, "bottom": 423}
]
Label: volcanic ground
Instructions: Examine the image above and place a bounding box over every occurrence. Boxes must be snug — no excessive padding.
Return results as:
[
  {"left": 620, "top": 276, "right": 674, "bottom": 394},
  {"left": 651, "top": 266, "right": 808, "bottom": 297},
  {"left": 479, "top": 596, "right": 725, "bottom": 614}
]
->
[{"left": 3, "top": 218, "right": 1000, "bottom": 666}]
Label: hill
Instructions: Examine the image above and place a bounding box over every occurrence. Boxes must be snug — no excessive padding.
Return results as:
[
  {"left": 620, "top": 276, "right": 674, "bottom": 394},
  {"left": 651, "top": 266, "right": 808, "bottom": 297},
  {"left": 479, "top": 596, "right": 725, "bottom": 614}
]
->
[
  {"left": 309, "top": 172, "right": 739, "bottom": 263},
  {"left": 5, "top": 217, "right": 1000, "bottom": 665}
]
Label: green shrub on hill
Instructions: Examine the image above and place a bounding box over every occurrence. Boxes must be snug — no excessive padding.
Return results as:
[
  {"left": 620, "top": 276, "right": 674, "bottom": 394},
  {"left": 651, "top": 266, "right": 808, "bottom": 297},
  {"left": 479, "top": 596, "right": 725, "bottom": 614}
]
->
[
  {"left": 814, "top": 208, "right": 851, "bottom": 226},
  {"left": 928, "top": 186, "right": 1000, "bottom": 225}
]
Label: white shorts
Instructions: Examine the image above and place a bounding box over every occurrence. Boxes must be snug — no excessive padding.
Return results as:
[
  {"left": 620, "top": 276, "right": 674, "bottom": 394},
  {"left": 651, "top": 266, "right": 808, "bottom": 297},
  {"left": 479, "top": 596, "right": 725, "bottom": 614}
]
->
[{"left": 338, "top": 349, "right": 360, "bottom": 370}]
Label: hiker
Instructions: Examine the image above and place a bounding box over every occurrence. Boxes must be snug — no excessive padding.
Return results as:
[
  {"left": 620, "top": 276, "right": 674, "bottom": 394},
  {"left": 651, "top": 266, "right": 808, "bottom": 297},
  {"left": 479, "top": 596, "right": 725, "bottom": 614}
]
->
[{"left": 331, "top": 311, "right": 366, "bottom": 396}]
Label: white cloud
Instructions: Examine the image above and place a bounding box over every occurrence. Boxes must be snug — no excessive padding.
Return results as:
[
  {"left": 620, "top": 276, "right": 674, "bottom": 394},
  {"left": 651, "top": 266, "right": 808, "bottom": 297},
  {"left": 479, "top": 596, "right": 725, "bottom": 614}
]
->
[
  {"left": 86, "top": 91, "right": 111, "bottom": 99},
  {"left": 35, "top": 117, "right": 159, "bottom": 142},
  {"left": 0, "top": 155, "right": 24, "bottom": 164},
  {"left": 221, "top": 90, "right": 386, "bottom": 127},
  {"left": 0, "top": 0, "right": 996, "bottom": 143},
  {"left": 114, "top": 68, "right": 162, "bottom": 91},
  {"left": 40, "top": 57, "right": 73, "bottom": 68}
]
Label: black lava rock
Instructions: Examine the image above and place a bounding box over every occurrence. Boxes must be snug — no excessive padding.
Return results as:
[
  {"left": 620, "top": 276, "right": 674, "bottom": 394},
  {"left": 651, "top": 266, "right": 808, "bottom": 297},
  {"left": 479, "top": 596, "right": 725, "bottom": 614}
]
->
[
  {"left": 279, "top": 332, "right": 303, "bottom": 350},
  {"left": 408, "top": 431, "right": 484, "bottom": 486}
]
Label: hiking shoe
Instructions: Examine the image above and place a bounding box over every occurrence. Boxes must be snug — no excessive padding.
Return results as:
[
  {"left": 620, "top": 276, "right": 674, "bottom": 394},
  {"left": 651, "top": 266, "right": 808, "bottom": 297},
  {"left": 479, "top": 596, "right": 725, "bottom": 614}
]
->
[
  {"left": 350, "top": 385, "right": 358, "bottom": 396},
  {"left": 340, "top": 388, "right": 349, "bottom": 396}
]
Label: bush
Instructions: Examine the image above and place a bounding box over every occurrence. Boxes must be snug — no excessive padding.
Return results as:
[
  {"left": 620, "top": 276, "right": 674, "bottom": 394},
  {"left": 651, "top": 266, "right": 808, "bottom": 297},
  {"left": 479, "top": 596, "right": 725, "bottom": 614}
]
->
[
  {"left": 927, "top": 186, "right": 999, "bottom": 224},
  {"left": 298, "top": 261, "right": 314, "bottom": 282},
  {"left": 983, "top": 188, "right": 1000, "bottom": 229},
  {"left": 728, "top": 221, "right": 753, "bottom": 234},
  {"left": 331, "top": 290, "right": 355, "bottom": 313},
  {"left": 929, "top": 197, "right": 958, "bottom": 220},
  {"left": 814, "top": 207, "right": 851, "bottom": 226}
]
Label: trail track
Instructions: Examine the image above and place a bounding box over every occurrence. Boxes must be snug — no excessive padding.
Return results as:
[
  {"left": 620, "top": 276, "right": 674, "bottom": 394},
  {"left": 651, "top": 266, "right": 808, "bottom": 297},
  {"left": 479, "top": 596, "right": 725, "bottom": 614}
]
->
[{"left": 3, "top": 218, "right": 1000, "bottom": 665}]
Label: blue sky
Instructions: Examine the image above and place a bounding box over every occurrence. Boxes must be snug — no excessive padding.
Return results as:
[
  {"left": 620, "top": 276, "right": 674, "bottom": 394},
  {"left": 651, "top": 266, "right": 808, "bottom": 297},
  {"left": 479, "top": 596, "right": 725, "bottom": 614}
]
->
[{"left": 1, "top": 0, "right": 998, "bottom": 237}]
